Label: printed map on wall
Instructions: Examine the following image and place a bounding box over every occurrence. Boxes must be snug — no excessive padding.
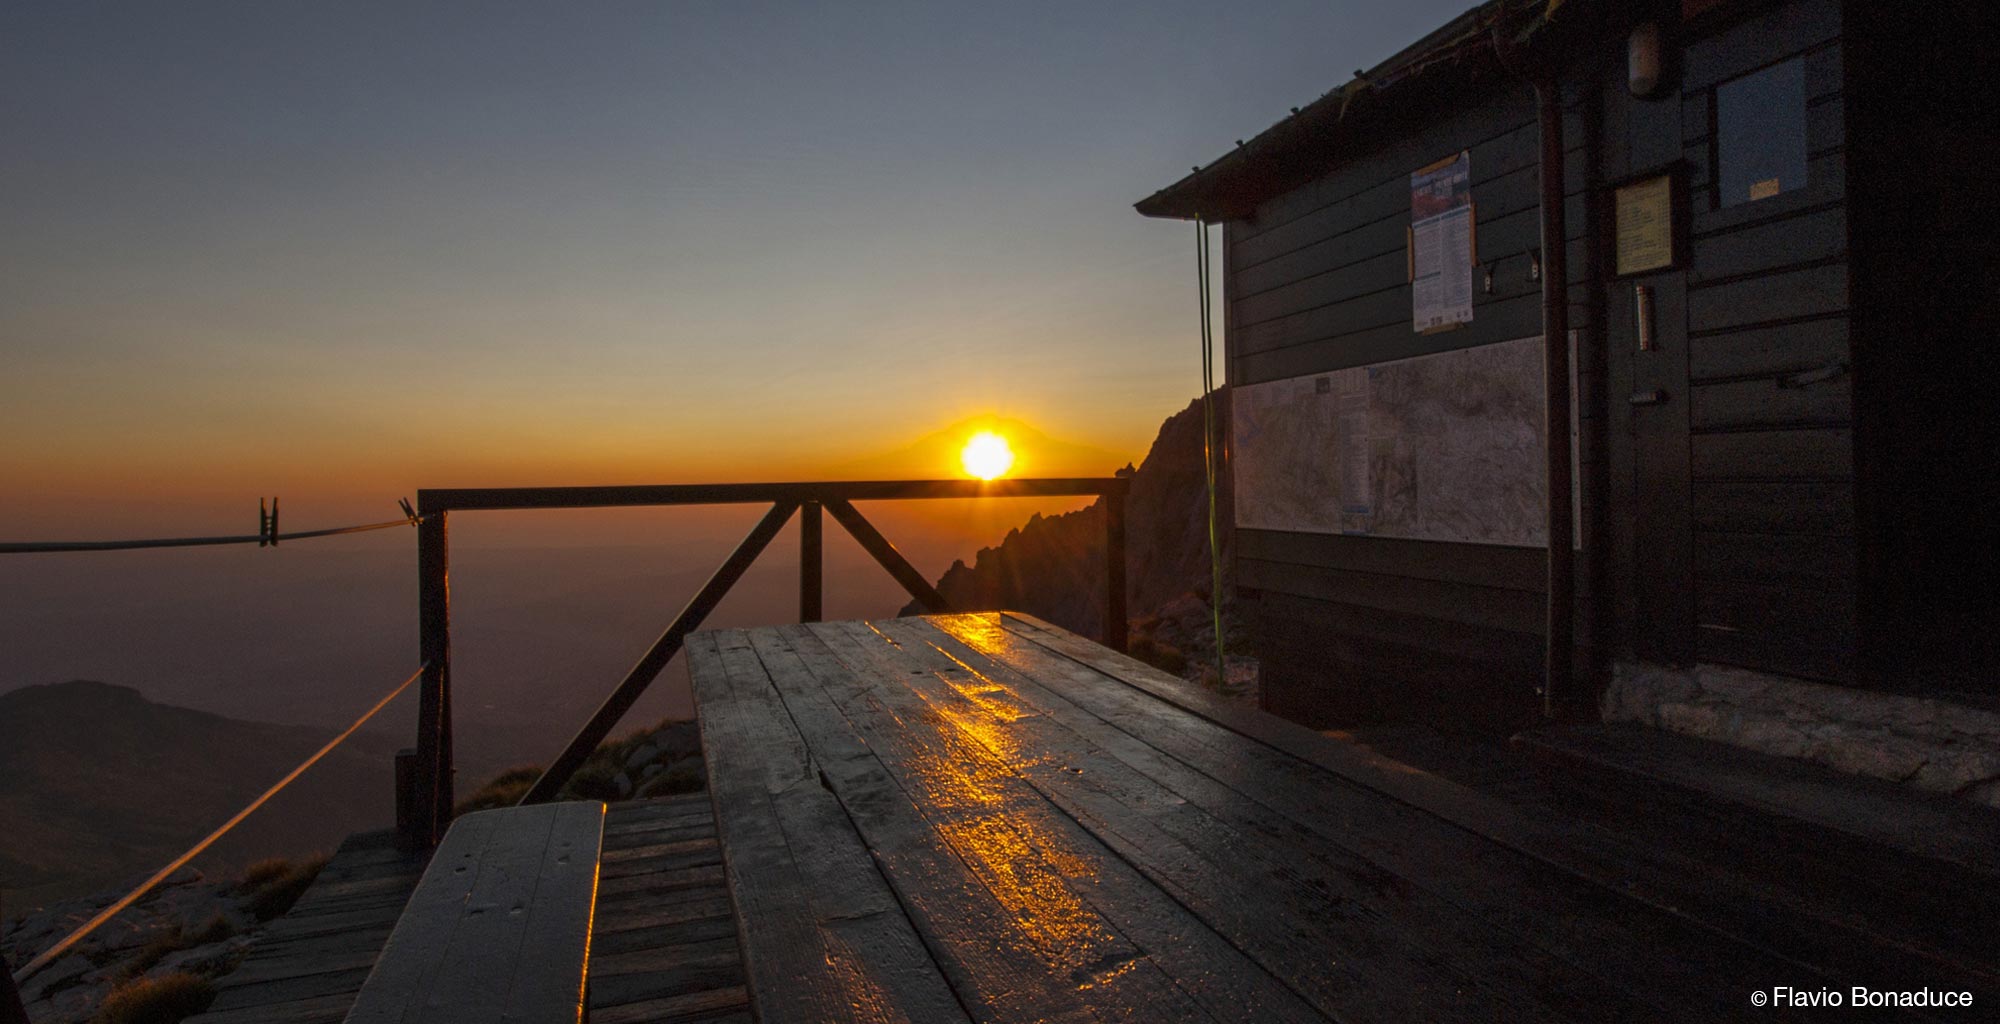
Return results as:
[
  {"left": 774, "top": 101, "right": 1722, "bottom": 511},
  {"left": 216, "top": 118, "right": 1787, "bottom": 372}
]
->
[{"left": 1232, "top": 336, "right": 1552, "bottom": 547}]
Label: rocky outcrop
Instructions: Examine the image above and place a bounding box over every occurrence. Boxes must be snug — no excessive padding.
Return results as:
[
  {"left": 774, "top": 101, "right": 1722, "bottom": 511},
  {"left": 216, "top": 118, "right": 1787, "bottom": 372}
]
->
[{"left": 3, "top": 862, "right": 295, "bottom": 1024}]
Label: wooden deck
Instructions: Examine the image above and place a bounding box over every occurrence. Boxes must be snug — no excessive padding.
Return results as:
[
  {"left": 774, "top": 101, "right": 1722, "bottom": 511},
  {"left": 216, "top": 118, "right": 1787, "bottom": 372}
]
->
[
  {"left": 185, "top": 793, "right": 747, "bottom": 1024},
  {"left": 689, "top": 613, "right": 2000, "bottom": 1023}
]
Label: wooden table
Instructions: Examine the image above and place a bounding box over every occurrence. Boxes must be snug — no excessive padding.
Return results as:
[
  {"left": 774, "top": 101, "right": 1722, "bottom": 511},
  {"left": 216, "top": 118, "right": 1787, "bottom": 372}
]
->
[{"left": 685, "top": 614, "right": 1843, "bottom": 1023}]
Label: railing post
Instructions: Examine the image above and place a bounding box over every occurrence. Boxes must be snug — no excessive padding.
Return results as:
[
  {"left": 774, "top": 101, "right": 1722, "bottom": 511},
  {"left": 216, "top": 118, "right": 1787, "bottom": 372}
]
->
[
  {"left": 393, "top": 748, "right": 417, "bottom": 853},
  {"left": 800, "top": 500, "right": 822, "bottom": 623},
  {"left": 413, "top": 505, "right": 451, "bottom": 849},
  {"left": 1104, "top": 483, "right": 1128, "bottom": 653}
]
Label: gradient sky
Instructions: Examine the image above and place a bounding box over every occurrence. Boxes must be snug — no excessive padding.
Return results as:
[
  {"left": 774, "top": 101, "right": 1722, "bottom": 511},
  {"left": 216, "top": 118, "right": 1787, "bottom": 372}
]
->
[{"left": 3, "top": 0, "right": 1471, "bottom": 539}]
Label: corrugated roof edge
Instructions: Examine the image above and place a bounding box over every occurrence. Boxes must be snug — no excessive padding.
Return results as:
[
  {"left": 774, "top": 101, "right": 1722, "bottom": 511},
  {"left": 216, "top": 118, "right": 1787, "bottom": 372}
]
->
[{"left": 1134, "top": 0, "right": 1564, "bottom": 222}]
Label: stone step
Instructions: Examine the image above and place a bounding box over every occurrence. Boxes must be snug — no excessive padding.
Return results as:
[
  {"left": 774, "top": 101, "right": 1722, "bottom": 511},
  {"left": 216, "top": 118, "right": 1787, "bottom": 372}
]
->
[{"left": 1514, "top": 722, "right": 2000, "bottom": 876}]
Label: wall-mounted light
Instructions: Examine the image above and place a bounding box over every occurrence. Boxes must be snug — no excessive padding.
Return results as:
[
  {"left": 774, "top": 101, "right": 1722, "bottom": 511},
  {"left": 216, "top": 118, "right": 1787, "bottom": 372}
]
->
[
  {"left": 1527, "top": 248, "right": 1543, "bottom": 283},
  {"left": 1482, "top": 263, "right": 1495, "bottom": 295},
  {"left": 1628, "top": 21, "right": 1667, "bottom": 98}
]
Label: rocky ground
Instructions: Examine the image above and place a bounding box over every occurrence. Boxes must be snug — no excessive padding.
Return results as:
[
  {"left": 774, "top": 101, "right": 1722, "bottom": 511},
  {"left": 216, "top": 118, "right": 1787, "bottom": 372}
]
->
[
  {"left": 5, "top": 715, "right": 708, "bottom": 1024},
  {"left": 4, "top": 858, "right": 312, "bottom": 1024}
]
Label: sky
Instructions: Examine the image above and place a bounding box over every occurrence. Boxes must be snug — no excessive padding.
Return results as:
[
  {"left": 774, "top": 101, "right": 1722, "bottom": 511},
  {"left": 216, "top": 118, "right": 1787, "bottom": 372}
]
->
[{"left": 1, "top": 0, "right": 1473, "bottom": 540}]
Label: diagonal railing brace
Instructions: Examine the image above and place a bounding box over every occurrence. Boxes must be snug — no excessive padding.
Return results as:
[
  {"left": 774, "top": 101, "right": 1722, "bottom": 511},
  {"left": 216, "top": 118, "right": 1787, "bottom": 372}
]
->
[
  {"left": 824, "top": 499, "right": 951, "bottom": 614},
  {"left": 518, "top": 501, "right": 800, "bottom": 805}
]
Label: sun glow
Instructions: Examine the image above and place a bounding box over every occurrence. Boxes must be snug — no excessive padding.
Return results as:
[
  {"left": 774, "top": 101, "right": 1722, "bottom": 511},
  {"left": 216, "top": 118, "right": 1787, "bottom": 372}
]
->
[{"left": 959, "top": 431, "right": 1015, "bottom": 480}]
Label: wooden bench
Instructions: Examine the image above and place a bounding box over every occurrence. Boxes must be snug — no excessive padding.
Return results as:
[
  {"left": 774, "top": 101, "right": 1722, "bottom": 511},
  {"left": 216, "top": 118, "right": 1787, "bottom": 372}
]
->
[{"left": 344, "top": 801, "right": 605, "bottom": 1024}]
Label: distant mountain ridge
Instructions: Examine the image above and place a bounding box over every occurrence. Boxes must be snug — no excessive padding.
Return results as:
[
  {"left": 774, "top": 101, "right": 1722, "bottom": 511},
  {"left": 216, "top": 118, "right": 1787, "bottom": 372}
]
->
[
  {"left": 907, "top": 393, "right": 1240, "bottom": 666},
  {"left": 0, "top": 680, "right": 397, "bottom": 910}
]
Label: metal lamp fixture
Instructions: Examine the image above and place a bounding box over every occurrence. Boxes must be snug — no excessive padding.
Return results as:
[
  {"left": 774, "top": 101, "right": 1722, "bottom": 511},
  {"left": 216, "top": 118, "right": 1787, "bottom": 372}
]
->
[{"left": 1628, "top": 21, "right": 1667, "bottom": 98}]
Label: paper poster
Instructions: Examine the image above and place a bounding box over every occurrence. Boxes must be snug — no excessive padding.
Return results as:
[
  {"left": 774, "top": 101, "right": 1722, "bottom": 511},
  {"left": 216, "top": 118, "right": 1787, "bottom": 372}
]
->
[
  {"left": 1410, "top": 152, "right": 1474, "bottom": 332},
  {"left": 1614, "top": 173, "right": 1674, "bottom": 275}
]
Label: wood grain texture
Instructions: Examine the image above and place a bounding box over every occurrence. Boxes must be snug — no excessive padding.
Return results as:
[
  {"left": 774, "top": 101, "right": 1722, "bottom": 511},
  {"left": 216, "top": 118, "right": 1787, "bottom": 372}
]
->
[
  {"left": 343, "top": 801, "right": 603, "bottom": 1024},
  {"left": 687, "top": 631, "right": 968, "bottom": 1024}
]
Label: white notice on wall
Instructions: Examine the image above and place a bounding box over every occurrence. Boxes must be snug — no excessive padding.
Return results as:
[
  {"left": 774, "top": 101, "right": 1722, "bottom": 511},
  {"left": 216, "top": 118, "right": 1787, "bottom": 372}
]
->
[{"left": 1411, "top": 151, "right": 1474, "bottom": 332}]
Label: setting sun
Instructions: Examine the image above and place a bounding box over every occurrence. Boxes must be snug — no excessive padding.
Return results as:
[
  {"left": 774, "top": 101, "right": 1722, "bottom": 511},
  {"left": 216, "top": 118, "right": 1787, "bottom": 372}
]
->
[{"left": 959, "top": 431, "right": 1015, "bottom": 480}]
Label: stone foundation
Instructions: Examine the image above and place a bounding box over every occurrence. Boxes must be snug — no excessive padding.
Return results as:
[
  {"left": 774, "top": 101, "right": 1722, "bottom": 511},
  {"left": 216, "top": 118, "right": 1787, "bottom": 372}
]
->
[{"left": 1603, "top": 662, "right": 2000, "bottom": 808}]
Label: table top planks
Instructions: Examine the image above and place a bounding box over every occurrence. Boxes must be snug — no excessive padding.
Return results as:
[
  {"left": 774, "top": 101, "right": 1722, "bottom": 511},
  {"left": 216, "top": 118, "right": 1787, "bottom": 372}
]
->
[{"left": 690, "top": 613, "right": 1999, "bottom": 1024}]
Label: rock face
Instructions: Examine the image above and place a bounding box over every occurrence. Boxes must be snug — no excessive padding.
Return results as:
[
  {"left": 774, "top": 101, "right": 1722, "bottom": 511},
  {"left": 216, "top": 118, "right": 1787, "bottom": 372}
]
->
[
  {"left": 1604, "top": 661, "right": 2000, "bottom": 807},
  {"left": 908, "top": 394, "right": 1257, "bottom": 698}
]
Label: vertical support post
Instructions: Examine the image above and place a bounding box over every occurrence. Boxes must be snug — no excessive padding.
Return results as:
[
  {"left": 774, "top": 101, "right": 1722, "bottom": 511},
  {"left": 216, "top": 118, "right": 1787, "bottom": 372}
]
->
[
  {"left": 800, "top": 500, "right": 823, "bottom": 623},
  {"left": 414, "top": 505, "right": 451, "bottom": 848},
  {"left": 393, "top": 748, "right": 417, "bottom": 854},
  {"left": 1104, "top": 485, "right": 1128, "bottom": 653},
  {"left": 1537, "top": 77, "right": 1575, "bottom": 720}
]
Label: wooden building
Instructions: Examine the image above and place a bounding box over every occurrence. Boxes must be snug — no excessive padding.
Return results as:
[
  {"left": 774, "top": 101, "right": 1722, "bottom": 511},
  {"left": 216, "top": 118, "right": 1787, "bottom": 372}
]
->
[{"left": 1138, "top": 0, "right": 1996, "bottom": 738}]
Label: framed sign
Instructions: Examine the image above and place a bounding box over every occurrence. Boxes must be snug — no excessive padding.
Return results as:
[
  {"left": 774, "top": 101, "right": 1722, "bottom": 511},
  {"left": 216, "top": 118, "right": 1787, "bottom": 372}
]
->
[{"left": 1611, "top": 165, "right": 1685, "bottom": 277}]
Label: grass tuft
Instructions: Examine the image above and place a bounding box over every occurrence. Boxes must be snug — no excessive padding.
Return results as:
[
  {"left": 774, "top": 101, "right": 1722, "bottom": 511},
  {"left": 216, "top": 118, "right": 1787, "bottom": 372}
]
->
[
  {"left": 92, "top": 972, "right": 214, "bottom": 1024},
  {"left": 237, "top": 857, "right": 292, "bottom": 889},
  {"left": 635, "top": 759, "right": 705, "bottom": 798},
  {"left": 453, "top": 764, "right": 544, "bottom": 817},
  {"left": 241, "top": 853, "right": 328, "bottom": 921}
]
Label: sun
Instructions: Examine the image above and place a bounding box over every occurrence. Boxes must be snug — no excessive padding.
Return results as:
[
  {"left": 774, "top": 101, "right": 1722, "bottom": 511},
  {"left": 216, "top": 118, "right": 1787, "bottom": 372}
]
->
[{"left": 959, "top": 431, "right": 1015, "bottom": 480}]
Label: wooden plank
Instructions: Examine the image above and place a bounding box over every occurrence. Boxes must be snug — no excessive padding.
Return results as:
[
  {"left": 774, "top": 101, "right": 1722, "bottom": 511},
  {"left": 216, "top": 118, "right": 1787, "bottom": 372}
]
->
[
  {"left": 206, "top": 968, "right": 375, "bottom": 1012},
  {"left": 1691, "top": 428, "right": 1852, "bottom": 480},
  {"left": 1693, "top": 530, "right": 1856, "bottom": 590},
  {"left": 1689, "top": 151, "right": 1845, "bottom": 237},
  {"left": 748, "top": 624, "right": 1218, "bottom": 1023},
  {"left": 185, "top": 992, "right": 360, "bottom": 1024},
  {"left": 1690, "top": 374, "right": 1850, "bottom": 431},
  {"left": 1235, "top": 529, "right": 1548, "bottom": 592},
  {"left": 1235, "top": 198, "right": 1581, "bottom": 345},
  {"left": 1691, "top": 479, "right": 1854, "bottom": 535},
  {"left": 1523, "top": 724, "right": 2000, "bottom": 877},
  {"left": 591, "top": 936, "right": 743, "bottom": 979},
  {"left": 1697, "top": 625, "right": 1856, "bottom": 684},
  {"left": 593, "top": 914, "right": 739, "bottom": 958},
  {"left": 1237, "top": 557, "right": 1546, "bottom": 634},
  {"left": 598, "top": 863, "right": 724, "bottom": 896},
  {"left": 1688, "top": 263, "right": 1849, "bottom": 334},
  {"left": 685, "top": 631, "right": 967, "bottom": 1024},
  {"left": 343, "top": 801, "right": 603, "bottom": 1024},
  {"left": 874, "top": 617, "right": 1638, "bottom": 1023},
  {"left": 941, "top": 617, "right": 1843, "bottom": 1020},
  {"left": 591, "top": 894, "right": 735, "bottom": 937},
  {"left": 585, "top": 960, "right": 747, "bottom": 1015},
  {"left": 591, "top": 987, "right": 751, "bottom": 1024},
  {"left": 1689, "top": 204, "right": 1846, "bottom": 285},
  {"left": 601, "top": 836, "right": 717, "bottom": 863},
  {"left": 1234, "top": 87, "right": 1539, "bottom": 262},
  {"left": 988, "top": 614, "right": 1995, "bottom": 997},
  {"left": 1687, "top": 316, "right": 1849, "bottom": 383},
  {"left": 1681, "top": 3, "right": 1841, "bottom": 92},
  {"left": 1235, "top": 291, "right": 1546, "bottom": 386}
]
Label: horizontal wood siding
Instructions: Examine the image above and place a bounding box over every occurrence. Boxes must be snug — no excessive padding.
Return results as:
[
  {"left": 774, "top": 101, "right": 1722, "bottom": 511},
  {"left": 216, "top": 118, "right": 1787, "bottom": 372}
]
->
[
  {"left": 1677, "top": 6, "right": 1856, "bottom": 683},
  {"left": 1224, "top": 80, "right": 1592, "bottom": 731}
]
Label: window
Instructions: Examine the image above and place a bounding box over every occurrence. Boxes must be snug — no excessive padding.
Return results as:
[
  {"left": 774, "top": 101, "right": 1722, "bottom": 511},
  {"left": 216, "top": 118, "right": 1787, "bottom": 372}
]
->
[{"left": 1714, "top": 57, "right": 1808, "bottom": 207}]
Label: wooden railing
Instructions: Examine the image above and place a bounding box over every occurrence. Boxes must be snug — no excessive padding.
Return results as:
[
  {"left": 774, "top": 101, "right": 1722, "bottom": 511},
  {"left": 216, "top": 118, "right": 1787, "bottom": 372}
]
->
[{"left": 401, "top": 478, "right": 1128, "bottom": 850}]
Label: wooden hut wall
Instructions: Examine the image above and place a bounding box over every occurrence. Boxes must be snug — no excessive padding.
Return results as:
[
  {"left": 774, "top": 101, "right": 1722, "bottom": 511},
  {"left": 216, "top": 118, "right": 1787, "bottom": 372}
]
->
[
  {"left": 1224, "top": 82, "right": 1600, "bottom": 732},
  {"left": 1598, "top": 0, "right": 1855, "bottom": 683}
]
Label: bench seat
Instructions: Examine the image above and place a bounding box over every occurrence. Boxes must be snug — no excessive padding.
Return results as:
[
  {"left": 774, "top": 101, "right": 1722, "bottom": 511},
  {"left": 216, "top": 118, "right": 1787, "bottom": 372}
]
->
[{"left": 344, "top": 801, "right": 604, "bottom": 1024}]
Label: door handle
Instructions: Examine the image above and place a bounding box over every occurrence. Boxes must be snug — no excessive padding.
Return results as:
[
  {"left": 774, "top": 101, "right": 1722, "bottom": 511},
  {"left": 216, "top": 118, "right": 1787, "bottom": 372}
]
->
[{"left": 1628, "top": 389, "right": 1668, "bottom": 406}]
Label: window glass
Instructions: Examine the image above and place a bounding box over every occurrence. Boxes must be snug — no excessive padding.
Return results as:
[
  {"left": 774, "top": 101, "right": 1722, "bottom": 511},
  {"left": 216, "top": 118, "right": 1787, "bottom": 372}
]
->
[{"left": 1715, "top": 57, "right": 1808, "bottom": 207}]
